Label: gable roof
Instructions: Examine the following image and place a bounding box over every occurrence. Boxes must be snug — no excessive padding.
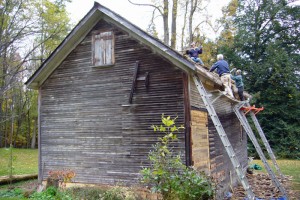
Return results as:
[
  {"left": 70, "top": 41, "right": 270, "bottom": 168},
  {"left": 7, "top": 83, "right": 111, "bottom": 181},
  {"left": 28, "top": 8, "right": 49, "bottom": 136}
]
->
[{"left": 26, "top": 2, "right": 222, "bottom": 89}]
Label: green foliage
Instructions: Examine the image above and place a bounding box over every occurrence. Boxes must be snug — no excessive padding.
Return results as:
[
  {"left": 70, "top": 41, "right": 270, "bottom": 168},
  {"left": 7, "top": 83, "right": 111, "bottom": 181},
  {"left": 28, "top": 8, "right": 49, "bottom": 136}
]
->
[
  {"left": 219, "top": 0, "right": 300, "bottom": 159},
  {"left": 30, "top": 186, "right": 72, "bottom": 200},
  {"left": 175, "top": 168, "right": 215, "bottom": 200},
  {"left": 141, "top": 115, "right": 215, "bottom": 200},
  {"left": 0, "top": 188, "right": 24, "bottom": 198},
  {"left": 64, "top": 187, "right": 105, "bottom": 200},
  {"left": 99, "top": 186, "right": 138, "bottom": 200},
  {"left": 0, "top": 0, "right": 71, "bottom": 149},
  {"left": 34, "top": 0, "right": 72, "bottom": 57}
]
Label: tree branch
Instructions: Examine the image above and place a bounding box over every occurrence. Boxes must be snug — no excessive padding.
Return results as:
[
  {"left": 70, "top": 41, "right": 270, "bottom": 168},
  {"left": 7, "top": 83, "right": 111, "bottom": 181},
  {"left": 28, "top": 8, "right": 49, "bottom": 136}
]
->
[{"left": 127, "top": 0, "right": 163, "bottom": 16}]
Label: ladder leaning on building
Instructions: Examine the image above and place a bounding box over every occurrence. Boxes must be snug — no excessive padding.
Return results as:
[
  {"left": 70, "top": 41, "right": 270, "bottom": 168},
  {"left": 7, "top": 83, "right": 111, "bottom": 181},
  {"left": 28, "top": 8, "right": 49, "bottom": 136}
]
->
[{"left": 192, "top": 73, "right": 289, "bottom": 200}]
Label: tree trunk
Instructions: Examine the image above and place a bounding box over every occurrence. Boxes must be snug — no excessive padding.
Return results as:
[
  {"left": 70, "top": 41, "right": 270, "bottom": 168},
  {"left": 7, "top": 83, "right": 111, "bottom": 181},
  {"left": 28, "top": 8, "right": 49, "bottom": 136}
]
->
[
  {"left": 4, "top": 98, "right": 8, "bottom": 148},
  {"left": 0, "top": 101, "right": 3, "bottom": 147},
  {"left": 181, "top": 0, "right": 189, "bottom": 51},
  {"left": 188, "top": 0, "right": 197, "bottom": 43},
  {"left": 31, "top": 119, "right": 37, "bottom": 149},
  {"left": 27, "top": 110, "right": 31, "bottom": 148},
  {"left": 14, "top": 116, "right": 21, "bottom": 147},
  {"left": 10, "top": 105, "right": 14, "bottom": 147},
  {"left": 163, "top": 0, "right": 169, "bottom": 45},
  {"left": 170, "top": 0, "right": 178, "bottom": 49}
]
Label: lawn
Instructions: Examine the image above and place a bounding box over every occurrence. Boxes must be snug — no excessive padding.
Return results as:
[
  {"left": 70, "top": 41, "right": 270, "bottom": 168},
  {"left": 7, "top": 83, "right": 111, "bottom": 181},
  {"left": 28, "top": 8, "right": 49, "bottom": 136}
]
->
[
  {"left": 0, "top": 148, "right": 38, "bottom": 177},
  {"left": 0, "top": 149, "right": 299, "bottom": 199},
  {"left": 251, "top": 159, "right": 300, "bottom": 191}
]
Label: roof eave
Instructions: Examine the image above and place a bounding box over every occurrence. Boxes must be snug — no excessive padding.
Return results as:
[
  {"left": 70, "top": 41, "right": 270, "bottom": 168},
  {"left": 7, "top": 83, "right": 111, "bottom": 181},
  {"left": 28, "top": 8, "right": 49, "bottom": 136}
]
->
[
  {"left": 98, "top": 6, "right": 195, "bottom": 74},
  {"left": 26, "top": 3, "right": 196, "bottom": 89}
]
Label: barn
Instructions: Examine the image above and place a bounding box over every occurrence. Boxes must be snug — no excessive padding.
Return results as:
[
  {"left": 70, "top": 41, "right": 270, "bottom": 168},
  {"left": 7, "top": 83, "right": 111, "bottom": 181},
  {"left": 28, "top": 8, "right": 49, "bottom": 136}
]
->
[{"left": 25, "top": 2, "right": 249, "bottom": 197}]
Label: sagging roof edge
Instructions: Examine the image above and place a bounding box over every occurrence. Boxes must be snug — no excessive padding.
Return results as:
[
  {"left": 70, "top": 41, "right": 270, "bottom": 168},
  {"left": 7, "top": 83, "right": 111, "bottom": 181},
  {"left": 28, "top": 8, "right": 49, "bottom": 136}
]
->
[{"left": 26, "top": 2, "right": 222, "bottom": 89}]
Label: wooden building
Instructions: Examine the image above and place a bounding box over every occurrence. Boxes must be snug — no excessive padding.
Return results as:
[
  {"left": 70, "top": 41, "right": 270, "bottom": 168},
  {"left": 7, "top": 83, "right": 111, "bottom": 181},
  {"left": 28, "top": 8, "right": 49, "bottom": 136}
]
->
[{"left": 26, "top": 2, "right": 248, "bottom": 197}]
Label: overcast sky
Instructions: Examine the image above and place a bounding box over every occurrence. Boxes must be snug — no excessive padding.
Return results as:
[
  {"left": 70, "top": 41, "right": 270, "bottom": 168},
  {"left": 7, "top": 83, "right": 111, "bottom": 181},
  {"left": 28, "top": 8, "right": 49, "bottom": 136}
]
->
[{"left": 66, "top": 0, "right": 231, "bottom": 41}]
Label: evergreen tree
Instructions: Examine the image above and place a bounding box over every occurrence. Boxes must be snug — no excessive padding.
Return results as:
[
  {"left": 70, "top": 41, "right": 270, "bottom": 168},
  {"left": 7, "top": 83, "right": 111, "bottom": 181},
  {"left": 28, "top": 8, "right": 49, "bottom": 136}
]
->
[{"left": 232, "top": 0, "right": 300, "bottom": 158}]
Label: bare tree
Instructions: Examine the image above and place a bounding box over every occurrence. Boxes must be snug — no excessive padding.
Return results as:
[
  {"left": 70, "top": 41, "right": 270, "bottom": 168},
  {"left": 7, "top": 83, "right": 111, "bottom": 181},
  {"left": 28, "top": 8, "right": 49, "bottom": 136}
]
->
[
  {"left": 0, "top": 0, "right": 71, "bottom": 148},
  {"left": 171, "top": 0, "right": 178, "bottom": 48},
  {"left": 128, "top": 0, "right": 211, "bottom": 50},
  {"left": 128, "top": 0, "right": 170, "bottom": 45}
]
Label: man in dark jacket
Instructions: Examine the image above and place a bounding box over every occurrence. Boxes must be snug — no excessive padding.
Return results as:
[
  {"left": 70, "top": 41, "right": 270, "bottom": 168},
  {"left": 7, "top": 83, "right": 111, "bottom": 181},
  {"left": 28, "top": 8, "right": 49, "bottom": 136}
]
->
[
  {"left": 209, "top": 54, "right": 234, "bottom": 98},
  {"left": 186, "top": 42, "right": 204, "bottom": 65}
]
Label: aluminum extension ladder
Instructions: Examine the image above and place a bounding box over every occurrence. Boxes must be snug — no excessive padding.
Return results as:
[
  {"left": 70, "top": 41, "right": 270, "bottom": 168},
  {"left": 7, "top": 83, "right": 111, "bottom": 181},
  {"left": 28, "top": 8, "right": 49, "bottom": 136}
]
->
[
  {"left": 192, "top": 74, "right": 256, "bottom": 200},
  {"left": 243, "top": 102, "right": 283, "bottom": 177},
  {"left": 233, "top": 102, "right": 289, "bottom": 199}
]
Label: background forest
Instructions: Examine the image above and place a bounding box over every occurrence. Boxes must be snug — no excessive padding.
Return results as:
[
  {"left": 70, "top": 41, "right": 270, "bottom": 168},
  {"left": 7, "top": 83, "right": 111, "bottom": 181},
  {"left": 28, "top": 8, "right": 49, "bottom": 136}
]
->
[{"left": 0, "top": 0, "right": 299, "bottom": 159}]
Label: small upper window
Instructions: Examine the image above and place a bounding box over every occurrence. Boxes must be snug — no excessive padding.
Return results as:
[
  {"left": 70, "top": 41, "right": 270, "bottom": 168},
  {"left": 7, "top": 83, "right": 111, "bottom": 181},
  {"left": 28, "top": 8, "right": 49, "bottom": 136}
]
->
[{"left": 92, "top": 31, "right": 115, "bottom": 66}]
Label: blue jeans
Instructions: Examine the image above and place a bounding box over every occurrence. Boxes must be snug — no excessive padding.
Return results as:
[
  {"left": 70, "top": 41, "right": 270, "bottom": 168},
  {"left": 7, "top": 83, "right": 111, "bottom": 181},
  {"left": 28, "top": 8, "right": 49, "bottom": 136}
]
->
[{"left": 191, "top": 57, "right": 204, "bottom": 65}]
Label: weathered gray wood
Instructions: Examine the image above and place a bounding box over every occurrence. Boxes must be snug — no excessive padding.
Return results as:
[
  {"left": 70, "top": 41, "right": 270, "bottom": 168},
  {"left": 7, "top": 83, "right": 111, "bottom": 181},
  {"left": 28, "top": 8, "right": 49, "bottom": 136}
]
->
[
  {"left": 92, "top": 31, "right": 114, "bottom": 66},
  {"left": 129, "top": 61, "right": 139, "bottom": 104},
  {"left": 38, "top": 89, "right": 42, "bottom": 184},
  {"left": 208, "top": 112, "right": 248, "bottom": 197},
  {"left": 39, "top": 20, "right": 186, "bottom": 186},
  {"left": 36, "top": 16, "right": 248, "bottom": 199}
]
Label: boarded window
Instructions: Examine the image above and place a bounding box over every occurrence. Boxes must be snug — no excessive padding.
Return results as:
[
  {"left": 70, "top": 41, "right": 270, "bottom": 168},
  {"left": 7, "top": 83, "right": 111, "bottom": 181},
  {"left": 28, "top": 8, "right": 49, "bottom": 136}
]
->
[{"left": 92, "top": 31, "right": 115, "bottom": 66}]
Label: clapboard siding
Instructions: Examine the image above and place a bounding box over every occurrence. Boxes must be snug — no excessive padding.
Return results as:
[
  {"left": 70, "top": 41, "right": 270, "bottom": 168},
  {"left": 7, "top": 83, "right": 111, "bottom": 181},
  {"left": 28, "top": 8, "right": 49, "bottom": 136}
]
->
[
  {"left": 190, "top": 76, "right": 205, "bottom": 109},
  {"left": 209, "top": 112, "right": 248, "bottom": 198},
  {"left": 40, "top": 20, "right": 185, "bottom": 185},
  {"left": 190, "top": 72, "right": 248, "bottom": 198}
]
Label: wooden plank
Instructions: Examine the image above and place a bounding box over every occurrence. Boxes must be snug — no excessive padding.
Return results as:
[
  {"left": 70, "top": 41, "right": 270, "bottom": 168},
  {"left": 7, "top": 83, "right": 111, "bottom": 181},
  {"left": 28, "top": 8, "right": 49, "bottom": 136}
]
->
[
  {"left": 183, "top": 72, "right": 191, "bottom": 166},
  {"left": 190, "top": 110, "right": 210, "bottom": 173},
  {"left": 39, "top": 20, "right": 186, "bottom": 186},
  {"left": 129, "top": 61, "right": 139, "bottom": 104}
]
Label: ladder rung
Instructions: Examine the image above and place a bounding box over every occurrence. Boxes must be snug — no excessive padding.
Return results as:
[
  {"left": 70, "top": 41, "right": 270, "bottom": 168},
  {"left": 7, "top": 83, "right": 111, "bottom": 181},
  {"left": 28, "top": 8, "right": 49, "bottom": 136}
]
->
[{"left": 192, "top": 75, "right": 256, "bottom": 199}]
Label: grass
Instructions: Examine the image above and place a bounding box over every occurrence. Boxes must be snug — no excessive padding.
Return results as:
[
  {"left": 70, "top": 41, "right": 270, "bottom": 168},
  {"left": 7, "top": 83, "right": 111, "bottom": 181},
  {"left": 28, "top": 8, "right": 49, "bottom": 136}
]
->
[
  {"left": 251, "top": 159, "right": 300, "bottom": 191},
  {"left": 0, "top": 148, "right": 38, "bottom": 177},
  {"left": 0, "top": 149, "right": 299, "bottom": 198}
]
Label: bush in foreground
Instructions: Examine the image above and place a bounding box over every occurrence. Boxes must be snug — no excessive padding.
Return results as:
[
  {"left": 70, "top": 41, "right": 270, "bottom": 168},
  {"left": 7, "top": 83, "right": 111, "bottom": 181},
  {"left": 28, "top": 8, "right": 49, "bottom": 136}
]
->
[{"left": 140, "top": 115, "right": 215, "bottom": 200}]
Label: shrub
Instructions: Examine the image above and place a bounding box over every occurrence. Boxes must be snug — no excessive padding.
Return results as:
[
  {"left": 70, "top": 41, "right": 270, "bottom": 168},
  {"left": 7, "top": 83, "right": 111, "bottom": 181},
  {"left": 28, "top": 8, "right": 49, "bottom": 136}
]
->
[
  {"left": 99, "top": 186, "right": 138, "bottom": 200},
  {"left": 47, "top": 169, "right": 76, "bottom": 189},
  {"left": 30, "top": 186, "right": 73, "bottom": 200},
  {"left": 65, "top": 187, "right": 105, "bottom": 200},
  {"left": 0, "top": 188, "right": 24, "bottom": 198},
  {"left": 140, "top": 115, "right": 215, "bottom": 200}
]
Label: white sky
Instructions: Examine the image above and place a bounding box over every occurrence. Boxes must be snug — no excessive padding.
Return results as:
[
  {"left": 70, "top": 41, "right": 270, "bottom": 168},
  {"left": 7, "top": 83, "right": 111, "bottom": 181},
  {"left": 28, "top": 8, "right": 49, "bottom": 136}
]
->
[{"left": 66, "top": 0, "right": 231, "bottom": 42}]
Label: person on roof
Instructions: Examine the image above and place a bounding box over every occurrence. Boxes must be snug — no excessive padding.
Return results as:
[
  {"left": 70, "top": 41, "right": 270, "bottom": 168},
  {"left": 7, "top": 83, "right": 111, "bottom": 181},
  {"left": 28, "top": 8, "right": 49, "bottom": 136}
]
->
[
  {"left": 209, "top": 54, "right": 234, "bottom": 98},
  {"left": 186, "top": 42, "right": 204, "bottom": 65},
  {"left": 231, "top": 68, "right": 244, "bottom": 101}
]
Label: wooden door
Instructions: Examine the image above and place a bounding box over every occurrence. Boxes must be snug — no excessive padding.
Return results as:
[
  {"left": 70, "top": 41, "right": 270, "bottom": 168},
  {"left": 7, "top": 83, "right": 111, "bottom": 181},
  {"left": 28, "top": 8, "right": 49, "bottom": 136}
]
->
[{"left": 191, "top": 110, "right": 210, "bottom": 174}]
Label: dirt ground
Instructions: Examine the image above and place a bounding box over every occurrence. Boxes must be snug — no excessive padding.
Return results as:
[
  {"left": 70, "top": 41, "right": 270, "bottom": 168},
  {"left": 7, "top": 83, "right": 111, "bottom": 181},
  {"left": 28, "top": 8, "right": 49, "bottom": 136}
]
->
[{"left": 231, "top": 173, "right": 300, "bottom": 200}]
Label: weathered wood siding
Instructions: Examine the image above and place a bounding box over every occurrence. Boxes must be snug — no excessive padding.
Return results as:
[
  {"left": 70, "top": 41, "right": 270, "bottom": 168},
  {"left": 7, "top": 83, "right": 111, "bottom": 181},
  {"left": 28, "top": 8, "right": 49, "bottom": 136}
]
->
[
  {"left": 39, "top": 20, "right": 185, "bottom": 185},
  {"left": 190, "top": 77, "right": 205, "bottom": 109},
  {"left": 209, "top": 112, "right": 248, "bottom": 198},
  {"left": 189, "top": 72, "right": 248, "bottom": 197},
  {"left": 190, "top": 110, "right": 210, "bottom": 174}
]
